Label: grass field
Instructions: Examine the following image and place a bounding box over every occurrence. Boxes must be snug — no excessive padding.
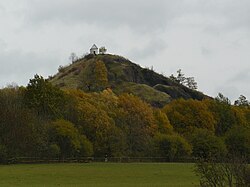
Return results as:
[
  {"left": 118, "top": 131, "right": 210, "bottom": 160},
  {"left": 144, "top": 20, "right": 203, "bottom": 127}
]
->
[{"left": 0, "top": 163, "right": 199, "bottom": 187}]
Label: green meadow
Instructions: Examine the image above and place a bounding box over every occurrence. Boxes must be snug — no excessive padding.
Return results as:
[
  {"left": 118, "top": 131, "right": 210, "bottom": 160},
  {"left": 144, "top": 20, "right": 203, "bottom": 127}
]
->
[{"left": 0, "top": 163, "right": 199, "bottom": 187}]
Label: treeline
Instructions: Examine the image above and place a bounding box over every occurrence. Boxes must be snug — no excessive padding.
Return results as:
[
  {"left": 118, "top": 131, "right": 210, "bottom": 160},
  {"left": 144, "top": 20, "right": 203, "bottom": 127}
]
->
[{"left": 0, "top": 75, "right": 250, "bottom": 163}]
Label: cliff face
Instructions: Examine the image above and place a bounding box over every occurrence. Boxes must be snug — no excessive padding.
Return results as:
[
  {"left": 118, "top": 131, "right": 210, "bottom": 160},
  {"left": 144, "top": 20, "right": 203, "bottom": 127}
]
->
[{"left": 50, "top": 54, "right": 208, "bottom": 107}]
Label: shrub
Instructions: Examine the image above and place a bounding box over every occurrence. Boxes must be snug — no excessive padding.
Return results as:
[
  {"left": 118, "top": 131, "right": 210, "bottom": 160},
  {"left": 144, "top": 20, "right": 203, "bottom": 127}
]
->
[
  {"left": 58, "top": 65, "right": 66, "bottom": 73},
  {"left": 154, "top": 133, "right": 192, "bottom": 161},
  {"left": 225, "top": 126, "right": 250, "bottom": 160},
  {"left": 189, "top": 129, "right": 227, "bottom": 159},
  {"left": 78, "top": 135, "right": 93, "bottom": 157},
  {"left": 195, "top": 156, "right": 250, "bottom": 187},
  {"left": 84, "top": 54, "right": 94, "bottom": 60},
  {"left": 0, "top": 144, "right": 7, "bottom": 164},
  {"left": 47, "top": 144, "right": 60, "bottom": 158}
]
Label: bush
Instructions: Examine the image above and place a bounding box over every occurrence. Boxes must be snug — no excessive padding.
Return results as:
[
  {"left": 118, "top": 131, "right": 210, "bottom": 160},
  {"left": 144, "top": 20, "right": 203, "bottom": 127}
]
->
[
  {"left": 244, "top": 167, "right": 250, "bottom": 185},
  {"left": 0, "top": 144, "right": 7, "bottom": 164},
  {"left": 47, "top": 144, "right": 60, "bottom": 158},
  {"left": 189, "top": 129, "right": 227, "bottom": 159},
  {"left": 154, "top": 133, "right": 192, "bottom": 161},
  {"left": 195, "top": 156, "right": 250, "bottom": 187},
  {"left": 78, "top": 135, "right": 93, "bottom": 157},
  {"left": 225, "top": 126, "right": 250, "bottom": 160},
  {"left": 84, "top": 54, "right": 94, "bottom": 60},
  {"left": 58, "top": 65, "right": 66, "bottom": 73}
]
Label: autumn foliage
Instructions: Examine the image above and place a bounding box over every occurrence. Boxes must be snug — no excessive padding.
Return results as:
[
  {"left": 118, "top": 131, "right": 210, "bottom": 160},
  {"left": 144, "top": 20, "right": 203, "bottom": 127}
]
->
[{"left": 0, "top": 75, "right": 249, "bottom": 163}]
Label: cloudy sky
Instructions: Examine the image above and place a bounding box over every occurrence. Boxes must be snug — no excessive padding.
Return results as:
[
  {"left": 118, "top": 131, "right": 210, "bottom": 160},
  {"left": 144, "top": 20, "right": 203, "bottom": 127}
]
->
[{"left": 0, "top": 0, "right": 249, "bottom": 101}]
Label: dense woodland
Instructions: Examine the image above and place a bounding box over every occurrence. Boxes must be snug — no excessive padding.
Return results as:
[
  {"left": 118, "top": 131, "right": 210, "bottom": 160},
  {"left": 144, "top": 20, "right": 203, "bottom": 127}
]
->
[{"left": 0, "top": 73, "right": 249, "bottom": 163}]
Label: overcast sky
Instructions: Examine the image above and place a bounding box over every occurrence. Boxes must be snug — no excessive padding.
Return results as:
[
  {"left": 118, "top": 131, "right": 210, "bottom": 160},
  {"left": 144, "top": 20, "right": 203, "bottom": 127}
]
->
[{"left": 0, "top": 0, "right": 249, "bottom": 101}]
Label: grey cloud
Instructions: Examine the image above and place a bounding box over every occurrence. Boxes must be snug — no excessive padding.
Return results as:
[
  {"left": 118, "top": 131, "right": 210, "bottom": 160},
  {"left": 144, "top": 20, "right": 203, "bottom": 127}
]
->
[
  {"left": 201, "top": 47, "right": 213, "bottom": 56},
  {"left": 173, "top": 0, "right": 250, "bottom": 33},
  {"left": 217, "top": 69, "right": 250, "bottom": 99},
  {"left": 128, "top": 38, "right": 168, "bottom": 60},
  {"left": 0, "top": 49, "right": 60, "bottom": 86},
  {"left": 228, "top": 69, "right": 250, "bottom": 83},
  {"left": 0, "top": 0, "right": 250, "bottom": 101},
  {"left": 0, "top": 39, "right": 7, "bottom": 50},
  {"left": 25, "top": 0, "right": 184, "bottom": 32},
  {"left": 0, "top": 4, "right": 4, "bottom": 11}
]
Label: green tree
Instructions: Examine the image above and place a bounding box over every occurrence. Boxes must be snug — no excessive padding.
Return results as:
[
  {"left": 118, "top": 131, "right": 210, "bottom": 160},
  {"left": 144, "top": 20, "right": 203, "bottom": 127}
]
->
[
  {"left": 234, "top": 95, "right": 250, "bottom": 107},
  {"left": 99, "top": 46, "right": 107, "bottom": 55},
  {"left": 0, "top": 87, "right": 42, "bottom": 157},
  {"left": 78, "top": 135, "right": 93, "bottom": 157},
  {"left": 0, "top": 144, "right": 7, "bottom": 163},
  {"left": 215, "top": 93, "right": 231, "bottom": 105},
  {"left": 49, "top": 119, "right": 92, "bottom": 159},
  {"left": 185, "top": 77, "right": 197, "bottom": 90},
  {"left": 154, "top": 133, "right": 192, "bottom": 161},
  {"left": 204, "top": 99, "right": 238, "bottom": 136},
  {"left": 195, "top": 156, "right": 249, "bottom": 187},
  {"left": 176, "top": 69, "right": 185, "bottom": 84},
  {"left": 225, "top": 126, "right": 250, "bottom": 159},
  {"left": 24, "top": 74, "right": 66, "bottom": 119},
  {"left": 189, "top": 129, "right": 227, "bottom": 159}
]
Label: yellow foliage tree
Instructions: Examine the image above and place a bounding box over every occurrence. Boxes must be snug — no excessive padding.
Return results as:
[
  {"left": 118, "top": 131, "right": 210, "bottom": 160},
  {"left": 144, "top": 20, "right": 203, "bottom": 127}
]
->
[
  {"left": 65, "top": 89, "right": 126, "bottom": 156},
  {"left": 82, "top": 60, "right": 108, "bottom": 91},
  {"left": 117, "top": 94, "right": 157, "bottom": 156},
  {"left": 153, "top": 109, "right": 173, "bottom": 134},
  {"left": 163, "top": 99, "right": 216, "bottom": 134}
]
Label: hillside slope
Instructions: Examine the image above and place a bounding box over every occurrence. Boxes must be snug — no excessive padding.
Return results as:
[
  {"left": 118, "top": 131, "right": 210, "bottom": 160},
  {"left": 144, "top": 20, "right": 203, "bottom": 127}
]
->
[{"left": 50, "top": 54, "right": 208, "bottom": 107}]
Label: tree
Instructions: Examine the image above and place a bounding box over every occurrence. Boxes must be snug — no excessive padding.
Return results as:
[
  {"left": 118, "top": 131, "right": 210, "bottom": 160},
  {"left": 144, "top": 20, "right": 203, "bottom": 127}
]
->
[
  {"left": 153, "top": 109, "right": 173, "bottom": 134},
  {"left": 215, "top": 93, "right": 231, "bottom": 105},
  {"left": 195, "top": 156, "right": 250, "bottom": 187},
  {"left": 94, "top": 60, "right": 108, "bottom": 90},
  {"left": 189, "top": 129, "right": 227, "bottom": 159},
  {"left": 82, "top": 60, "right": 108, "bottom": 91},
  {"left": 169, "top": 74, "right": 178, "bottom": 83},
  {"left": 78, "top": 135, "right": 94, "bottom": 157},
  {"left": 99, "top": 47, "right": 107, "bottom": 55},
  {"left": 66, "top": 90, "right": 125, "bottom": 157},
  {"left": 185, "top": 77, "right": 197, "bottom": 90},
  {"left": 117, "top": 94, "right": 157, "bottom": 156},
  {"left": 69, "top": 52, "right": 77, "bottom": 63},
  {"left": 0, "top": 87, "right": 43, "bottom": 157},
  {"left": 234, "top": 95, "right": 250, "bottom": 107},
  {"left": 0, "top": 144, "right": 7, "bottom": 163},
  {"left": 49, "top": 119, "right": 93, "bottom": 159},
  {"left": 225, "top": 126, "right": 250, "bottom": 159},
  {"left": 24, "top": 74, "right": 66, "bottom": 118},
  {"left": 204, "top": 99, "right": 238, "bottom": 136},
  {"left": 176, "top": 69, "right": 185, "bottom": 84},
  {"left": 170, "top": 70, "right": 198, "bottom": 89},
  {"left": 163, "top": 99, "right": 216, "bottom": 134},
  {"left": 154, "top": 133, "right": 191, "bottom": 161}
]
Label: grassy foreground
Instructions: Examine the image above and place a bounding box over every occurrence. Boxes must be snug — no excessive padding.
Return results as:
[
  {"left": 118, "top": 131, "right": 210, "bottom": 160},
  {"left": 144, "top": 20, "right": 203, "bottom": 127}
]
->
[{"left": 0, "top": 163, "right": 199, "bottom": 187}]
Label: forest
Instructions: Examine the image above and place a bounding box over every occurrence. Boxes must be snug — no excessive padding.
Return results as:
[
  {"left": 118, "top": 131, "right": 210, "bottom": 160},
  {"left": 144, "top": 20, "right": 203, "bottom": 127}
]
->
[{"left": 0, "top": 74, "right": 249, "bottom": 163}]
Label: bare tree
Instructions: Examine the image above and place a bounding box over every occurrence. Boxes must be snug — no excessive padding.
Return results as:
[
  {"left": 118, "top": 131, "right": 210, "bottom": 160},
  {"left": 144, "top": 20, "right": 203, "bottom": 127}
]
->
[
  {"left": 69, "top": 52, "right": 77, "bottom": 63},
  {"left": 195, "top": 156, "right": 250, "bottom": 187}
]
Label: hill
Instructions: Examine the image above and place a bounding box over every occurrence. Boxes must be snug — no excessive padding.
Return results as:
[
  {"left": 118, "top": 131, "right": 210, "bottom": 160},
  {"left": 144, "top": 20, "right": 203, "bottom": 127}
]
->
[{"left": 50, "top": 54, "right": 208, "bottom": 107}]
